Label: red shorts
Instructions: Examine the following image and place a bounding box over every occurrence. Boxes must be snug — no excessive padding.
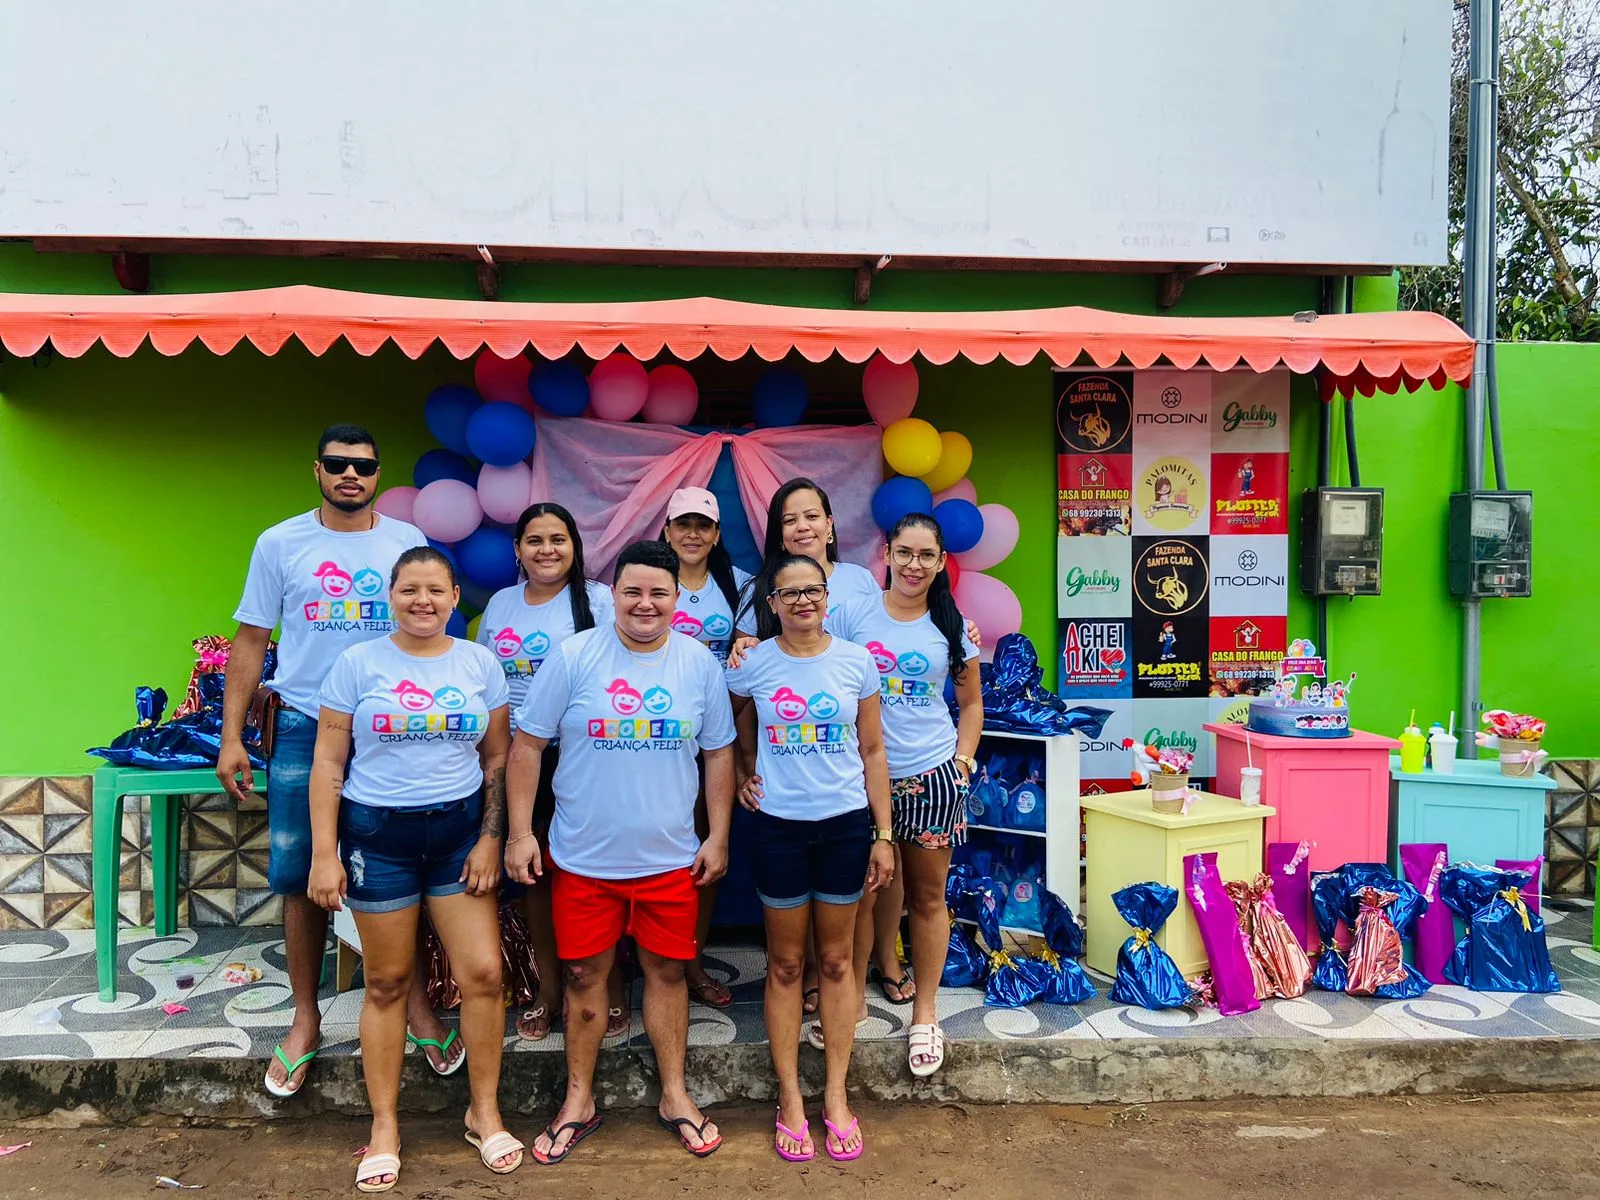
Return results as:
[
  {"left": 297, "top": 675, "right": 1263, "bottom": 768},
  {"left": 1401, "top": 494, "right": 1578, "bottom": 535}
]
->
[{"left": 550, "top": 861, "right": 700, "bottom": 962}]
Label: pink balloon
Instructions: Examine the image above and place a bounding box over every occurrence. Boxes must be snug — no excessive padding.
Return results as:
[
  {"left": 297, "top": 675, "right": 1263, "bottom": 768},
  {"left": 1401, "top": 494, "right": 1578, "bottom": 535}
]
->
[
  {"left": 473, "top": 351, "right": 535, "bottom": 410},
  {"left": 373, "top": 486, "right": 418, "bottom": 524},
  {"left": 477, "top": 462, "right": 533, "bottom": 524},
  {"left": 955, "top": 504, "right": 1020, "bottom": 572},
  {"left": 952, "top": 571, "right": 1022, "bottom": 662},
  {"left": 588, "top": 353, "right": 650, "bottom": 421},
  {"left": 932, "top": 478, "right": 978, "bottom": 507},
  {"left": 642, "top": 364, "right": 700, "bottom": 425},
  {"left": 412, "top": 479, "right": 483, "bottom": 543},
  {"left": 863, "top": 354, "right": 919, "bottom": 426}
]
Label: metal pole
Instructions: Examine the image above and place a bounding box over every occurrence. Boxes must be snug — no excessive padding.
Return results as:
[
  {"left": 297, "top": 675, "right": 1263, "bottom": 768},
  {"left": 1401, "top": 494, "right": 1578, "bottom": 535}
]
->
[{"left": 1461, "top": 0, "right": 1499, "bottom": 756}]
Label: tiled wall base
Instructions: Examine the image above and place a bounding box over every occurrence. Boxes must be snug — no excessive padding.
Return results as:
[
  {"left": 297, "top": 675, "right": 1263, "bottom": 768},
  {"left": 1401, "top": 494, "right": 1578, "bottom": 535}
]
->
[
  {"left": 0, "top": 776, "right": 280, "bottom": 932},
  {"left": 3, "top": 761, "right": 1597, "bottom": 926}
]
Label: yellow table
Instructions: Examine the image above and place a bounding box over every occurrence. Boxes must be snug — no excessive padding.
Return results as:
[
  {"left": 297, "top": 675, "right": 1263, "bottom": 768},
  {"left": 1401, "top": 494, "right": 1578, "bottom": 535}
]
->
[{"left": 1081, "top": 788, "right": 1275, "bottom": 978}]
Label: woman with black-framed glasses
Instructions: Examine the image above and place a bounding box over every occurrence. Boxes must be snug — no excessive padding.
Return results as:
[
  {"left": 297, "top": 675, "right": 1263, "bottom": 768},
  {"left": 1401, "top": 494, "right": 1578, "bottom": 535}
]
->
[{"left": 727, "top": 554, "right": 893, "bottom": 1163}]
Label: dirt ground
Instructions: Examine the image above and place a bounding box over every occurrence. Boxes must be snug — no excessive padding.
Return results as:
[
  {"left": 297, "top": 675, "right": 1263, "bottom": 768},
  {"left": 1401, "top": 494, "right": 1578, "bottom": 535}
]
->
[{"left": 0, "top": 1092, "right": 1594, "bottom": 1199}]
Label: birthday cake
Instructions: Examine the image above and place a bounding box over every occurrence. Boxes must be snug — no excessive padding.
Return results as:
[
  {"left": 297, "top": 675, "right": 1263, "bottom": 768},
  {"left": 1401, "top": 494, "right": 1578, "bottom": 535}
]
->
[{"left": 1245, "top": 639, "right": 1353, "bottom": 739}]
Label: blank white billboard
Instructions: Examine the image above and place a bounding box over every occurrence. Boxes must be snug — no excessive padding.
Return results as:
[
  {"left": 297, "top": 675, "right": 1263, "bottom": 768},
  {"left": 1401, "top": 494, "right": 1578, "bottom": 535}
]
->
[{"left": 0, "top": 1, "right": 1450, "bottom": 266}]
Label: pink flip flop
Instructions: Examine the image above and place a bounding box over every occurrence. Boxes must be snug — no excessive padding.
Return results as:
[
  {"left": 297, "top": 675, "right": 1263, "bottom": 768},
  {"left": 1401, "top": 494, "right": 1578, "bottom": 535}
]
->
[
  {"left": 774, "top": 1111, "right": 814, "bottom": 1163},
  {"left": 823, "top": 1115, "right": 863, "bottom": 1162}
]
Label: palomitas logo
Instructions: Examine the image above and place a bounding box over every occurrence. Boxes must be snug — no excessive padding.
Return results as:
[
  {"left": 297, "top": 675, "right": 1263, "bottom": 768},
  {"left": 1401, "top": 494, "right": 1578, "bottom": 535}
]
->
[
  {"left": 1143, "top": 727, "right": 1199, "bottom": 755},
  {"left": 1221, "top": 401, "right": 1278, "bottom": 432},
  {"left": 1062, "top": 566, "right": 1122, "bottom": 598}
]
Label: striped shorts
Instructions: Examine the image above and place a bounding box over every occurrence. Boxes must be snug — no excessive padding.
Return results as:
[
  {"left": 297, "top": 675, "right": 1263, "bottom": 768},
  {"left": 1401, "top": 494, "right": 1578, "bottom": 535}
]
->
[{"left": 890, "top": 758, "right": 969, "bottom": 850}]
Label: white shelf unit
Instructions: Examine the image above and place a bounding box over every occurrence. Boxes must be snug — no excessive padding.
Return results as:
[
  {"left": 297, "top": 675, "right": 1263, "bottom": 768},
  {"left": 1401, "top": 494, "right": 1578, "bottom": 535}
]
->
[{"left": 957, "top": 726, "right": 1081, "bottom": 938}]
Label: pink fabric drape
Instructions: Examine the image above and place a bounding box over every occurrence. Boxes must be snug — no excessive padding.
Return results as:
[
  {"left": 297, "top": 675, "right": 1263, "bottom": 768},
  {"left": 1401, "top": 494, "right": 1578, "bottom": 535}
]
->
[{"left": 527, "top": 417, "right": 885, "bottom": 582}]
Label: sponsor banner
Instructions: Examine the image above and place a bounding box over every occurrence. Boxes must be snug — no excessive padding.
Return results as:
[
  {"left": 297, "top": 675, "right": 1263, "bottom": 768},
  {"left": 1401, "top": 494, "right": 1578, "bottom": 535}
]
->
[
  {"left": 1076, "top": 699, "right": 1136, "bottom": 780},
  {"left": 1209, "top": 694, "right": 1253, "bottom": 728},
  {"left": 1133, "top": 607, "right": 1209, "bottom": 699},
  {"left": 1208, "top": 535, "right": 1290, "bottom": 617},
  {"left": 1058, "top": 453, "right": 1133, "bottom": 536},
  {"left": 1133, "top": 446, "right": 1210, "bottom": 537},
  {"left": 1132, "top": 535, "right": 1210, "bottom": 620},
  {"left": 1210, "top": 451, "right": 1289, "bottom": 535},
  {"left": 1132, "top": 370, "right": 1213, "bottom": 453},
  {"left": 1056, "top": 535, "right": 1133, "bottom": 619},
  {"left": 1132, "top": 697, "right": 1214, "bottom": 778},
  {"left": 1207, "top": 615, "right": 1288, "bottom": 699},
  {"left": 1055, "top": 371, "right": 1133, "bottom": 456},
  {"left": 1211, "top": 370, "right": 1290, "bottom": 453},
  {"left": 1058, "top": 617, "right": 1133, "bottom": 699}
]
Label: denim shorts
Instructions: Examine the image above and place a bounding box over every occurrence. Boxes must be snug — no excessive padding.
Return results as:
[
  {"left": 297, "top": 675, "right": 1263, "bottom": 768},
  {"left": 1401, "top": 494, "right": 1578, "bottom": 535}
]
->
[
  {"left": 266, "top": 708, "right": 318, "bottom": 896},
  {"left": 339, "top": 790, "right": 484, "bottom": 914},
  {"left": 748, "top": 806, "right": 872, "bottom": 910}
]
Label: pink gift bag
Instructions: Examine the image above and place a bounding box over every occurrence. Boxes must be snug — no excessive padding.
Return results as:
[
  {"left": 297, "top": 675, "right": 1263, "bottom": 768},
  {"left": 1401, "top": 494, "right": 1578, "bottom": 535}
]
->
[
  {"left": 1400, "top": 842, "right": 1454, "bottom": 985},
  {"left": 1266, "top": 841, "right": 1315, "bottom": 953},
  {"left": 1184, "top": 852, "right": 1261, "bottom": 1016}
]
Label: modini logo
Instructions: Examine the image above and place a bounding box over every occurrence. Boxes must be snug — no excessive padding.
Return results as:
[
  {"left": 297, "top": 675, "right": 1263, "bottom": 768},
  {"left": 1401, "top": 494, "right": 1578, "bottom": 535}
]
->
[
  {"left": 1213, "top": 545, "right": 1286, "bottom": 588},
  {"left": 1237, "top": 549, "right": 1258, "bottom": 572},
  {"left": 1160, "top": 386, "right": 1183, "bottom": 409}
]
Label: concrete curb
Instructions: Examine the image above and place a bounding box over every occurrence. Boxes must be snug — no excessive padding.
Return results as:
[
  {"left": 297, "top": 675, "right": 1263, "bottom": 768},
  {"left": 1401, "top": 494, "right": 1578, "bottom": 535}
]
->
[{"left": 5, "top": 1036, "right": 1600, "bottom": 1123}]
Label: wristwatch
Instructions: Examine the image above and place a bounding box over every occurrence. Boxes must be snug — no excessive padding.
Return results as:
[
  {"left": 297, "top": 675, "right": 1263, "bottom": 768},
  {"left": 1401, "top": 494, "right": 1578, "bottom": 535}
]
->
[
  {"left": 953, "top": 754, "right": 977, "bottom": 774},
  {"left": 873, "top": 828, "right": 895, "bottom": 843}
]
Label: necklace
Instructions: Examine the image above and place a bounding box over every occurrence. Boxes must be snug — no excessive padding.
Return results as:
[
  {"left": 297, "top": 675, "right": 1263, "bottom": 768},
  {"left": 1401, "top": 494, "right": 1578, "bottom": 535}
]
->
[{"left": 317, "top": 508, "right": 376, "bottom": 531}]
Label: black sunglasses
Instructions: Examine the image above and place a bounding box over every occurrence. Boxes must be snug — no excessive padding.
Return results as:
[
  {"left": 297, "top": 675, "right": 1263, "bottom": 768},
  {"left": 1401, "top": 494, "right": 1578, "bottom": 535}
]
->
[{"left": 320, "top": 455, "right": 380, "bottom": 477}]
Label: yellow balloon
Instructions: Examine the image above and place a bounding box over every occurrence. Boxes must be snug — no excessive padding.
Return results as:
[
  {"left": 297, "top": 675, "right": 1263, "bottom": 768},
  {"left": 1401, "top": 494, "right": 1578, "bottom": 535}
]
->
[
  {"left": 882, "top": 417, "right": 943, "bottom": 477},
  {"left": 466, "top": 613, "right": 483, "bottom": 643},
  {"left": 919, "top": 431, "right": 974, "bottom": 494}
]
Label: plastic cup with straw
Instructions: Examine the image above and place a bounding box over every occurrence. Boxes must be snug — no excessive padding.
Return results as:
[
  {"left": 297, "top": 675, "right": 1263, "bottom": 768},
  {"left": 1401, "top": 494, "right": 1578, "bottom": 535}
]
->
[
  {"left": 1240, "top": 727, "right": 1262, "bottom": 805},
  {"left": 1431, "top": 709, "right": 1459, "bottom": 774}
]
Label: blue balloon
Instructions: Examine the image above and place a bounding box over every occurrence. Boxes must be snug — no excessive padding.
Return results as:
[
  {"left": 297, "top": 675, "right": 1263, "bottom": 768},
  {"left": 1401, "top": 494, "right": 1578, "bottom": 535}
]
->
[
  {"left": 530, "top": 360, "right": 590, "bottom": 416},
  {"left": 465, "top": 401, "right": 538, "bottom": 466},
  {"left": 414, "top": 448, "right": 476, "bottom": 488},
  {"left": 426, "top": 538, "right": 461, "bottom": 574},
  {"left": 424, "top": 385, "right": 482, "bottom": 456},
  {"left": 456, "top": 526, "right": 520, "bottom": 592},
  {"left": 445, "top": 611, "right": 469, "bottom": 638},
  {"left": 934, "top": 498, "right": 985, "bottom": 555},
  {"left": 871, "top": 476, "right": 934, "bottom": 532},
  {"left": 752, "top": 368, "right": 809, "bottom": 428}
]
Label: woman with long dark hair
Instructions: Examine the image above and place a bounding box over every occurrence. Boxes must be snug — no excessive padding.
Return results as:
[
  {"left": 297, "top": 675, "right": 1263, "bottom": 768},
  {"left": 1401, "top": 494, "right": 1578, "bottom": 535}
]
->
[
  {"left": 309, "top": 547, "right": 519, "bottom": 1190},
  {"left": 660, "top": 487, "right": 753, "bottom": 1009},
  {"left": 745, "top": 479, "right": 881, "bottom": 641},
  {"left": 827, "top": 513, "right": 981, "bottom": 1076},
  {"left": 728, "top": 553, "right": 894, "bottom": 1161},
  {"left": 476, "top": 503, "right": 626, "bottom": 1043}
]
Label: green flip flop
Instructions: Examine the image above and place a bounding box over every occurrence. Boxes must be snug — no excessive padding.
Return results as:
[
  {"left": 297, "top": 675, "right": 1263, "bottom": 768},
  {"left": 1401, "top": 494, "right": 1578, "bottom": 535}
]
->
[
  {"left": 407, "top": 1027, "right": 466, "bottom": 1077},
  {"left": 264, "top": 1043, "right": 319, "bottom": 1099}
]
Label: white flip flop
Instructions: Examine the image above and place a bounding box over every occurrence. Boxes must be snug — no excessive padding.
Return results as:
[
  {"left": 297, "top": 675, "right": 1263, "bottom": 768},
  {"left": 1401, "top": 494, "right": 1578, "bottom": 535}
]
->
[
  {"left": 355, "top": 1148, "right": 402, "bottom": 1193},
  {"left": 465, "top": 1127, "right": 525, "bottom": 1175},
  {"left": 908, "top": 1022, "right": 945, "bottom": 1077}
]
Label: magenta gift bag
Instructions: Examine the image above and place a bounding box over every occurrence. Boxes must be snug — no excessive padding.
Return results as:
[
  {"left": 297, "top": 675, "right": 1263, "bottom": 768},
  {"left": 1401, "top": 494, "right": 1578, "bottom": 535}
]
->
[
  {"left": 1184, "top": 852, "right": 1261, "bottom": 1016},
  {"left": 1400, "top": 843, "right": 1454, "bottom": 985},
  {"left": 1266, "top": 841, "right": 1315, "bottom": 953},
  {"left": 1496, "top": 857, "right": 1544, "bottom": 917}
]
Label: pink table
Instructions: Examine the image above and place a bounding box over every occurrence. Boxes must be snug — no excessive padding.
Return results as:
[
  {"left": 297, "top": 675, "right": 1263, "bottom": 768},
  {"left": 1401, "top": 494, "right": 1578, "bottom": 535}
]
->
[{"left": 1206, "top": 723, "right": 1400, "bottom": 875}]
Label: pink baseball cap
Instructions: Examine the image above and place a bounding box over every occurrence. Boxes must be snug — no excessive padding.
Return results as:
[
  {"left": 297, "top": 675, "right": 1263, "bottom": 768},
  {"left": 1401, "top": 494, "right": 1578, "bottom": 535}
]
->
[{"left": 666, "top": 487, "right": 720, "bottom": 523}]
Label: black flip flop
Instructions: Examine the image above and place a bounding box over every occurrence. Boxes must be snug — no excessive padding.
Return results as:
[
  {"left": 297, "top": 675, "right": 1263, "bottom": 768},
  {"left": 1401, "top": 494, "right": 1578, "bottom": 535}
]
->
[
  {"left": 871, "top": 965, "right": 916, "bottom": 1004},
  {"left": 657, "top": 1113, "right": 723, "bottom": 1158},
  {"left": 531, "top": 1112, "right": 604, "bottom": 1166}
]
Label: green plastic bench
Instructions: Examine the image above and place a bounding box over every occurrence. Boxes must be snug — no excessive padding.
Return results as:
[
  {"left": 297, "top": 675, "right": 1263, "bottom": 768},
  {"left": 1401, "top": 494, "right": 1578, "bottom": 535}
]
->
[{"left": 91, "top": 765, "right": 266, "bottom": 1001}]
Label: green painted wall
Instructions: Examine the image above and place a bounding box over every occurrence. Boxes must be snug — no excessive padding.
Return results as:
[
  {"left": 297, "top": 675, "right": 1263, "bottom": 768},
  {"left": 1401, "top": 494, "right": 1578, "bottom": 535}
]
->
[{"left": 41, "top": 241, "right": 1564, "bottom": 775}]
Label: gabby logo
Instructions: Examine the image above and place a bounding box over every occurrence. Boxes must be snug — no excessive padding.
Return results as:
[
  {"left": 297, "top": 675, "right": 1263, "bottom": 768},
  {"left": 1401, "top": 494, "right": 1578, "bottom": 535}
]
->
[
  {"left": 605, "top": 679, "right": 644, "bottom": 716},
  {"left": 314, "top": 561, "right": 354, "bottom": 598},
  {"left": 392, "top": 680, "right": 434, "bottom": 712},
  {"left": 771, "top": 687, "right": 809, "bottom": 722},
  {"left": 865, "top": 641, "right": 899, "bottom": 673}
]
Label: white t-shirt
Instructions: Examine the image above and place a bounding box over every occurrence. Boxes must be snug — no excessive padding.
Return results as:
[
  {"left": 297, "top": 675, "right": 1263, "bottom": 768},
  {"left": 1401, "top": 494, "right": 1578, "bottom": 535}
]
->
[
  {"left": 825, "top": 561, "right": 883, "bottom": 613},
  {"left": 233, "top": 511, "right": 428, "bottom": 716},
  {"left": 476, "top": 580, "right": 615, "bottom": 708},
  {"left": 514, "top": 625, "right": 737, "bottom": 880},
  {"left": 319, "top": 636, "right": 509, "bottom": 809},
  {"left": 724, "top": 636, "right": 880, "bottom": 822},
  {"left": 828, "top": 594, "right": 979, "bottom": 778},
  {"left": 672, "top": 566, "right": 753, "bottom": 666}
]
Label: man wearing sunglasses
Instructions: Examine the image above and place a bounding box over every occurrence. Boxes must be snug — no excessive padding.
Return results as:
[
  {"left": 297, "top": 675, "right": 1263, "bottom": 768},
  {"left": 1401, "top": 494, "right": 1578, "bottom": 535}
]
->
[{"left": 218, "top": 424, "right": 430, "bottom": 1100}]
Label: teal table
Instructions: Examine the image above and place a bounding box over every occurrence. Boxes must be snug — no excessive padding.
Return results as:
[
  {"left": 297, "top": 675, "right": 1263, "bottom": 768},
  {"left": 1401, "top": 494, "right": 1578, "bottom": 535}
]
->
[
  {"left": 91, "top": 765, "right": 264, "bottom": 1001},
  {"left": 1388, "top": 756, "right": 1553, "bottom": 875}
]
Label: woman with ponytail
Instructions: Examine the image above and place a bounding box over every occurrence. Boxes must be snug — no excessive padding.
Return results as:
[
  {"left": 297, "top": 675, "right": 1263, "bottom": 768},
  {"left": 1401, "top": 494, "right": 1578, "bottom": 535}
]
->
[
  {"left": 476, "top": 503, "right": 626, "bottom": 1043},
  {"left": 825, "top": 512, "right": 981, "bottom": 1077}
]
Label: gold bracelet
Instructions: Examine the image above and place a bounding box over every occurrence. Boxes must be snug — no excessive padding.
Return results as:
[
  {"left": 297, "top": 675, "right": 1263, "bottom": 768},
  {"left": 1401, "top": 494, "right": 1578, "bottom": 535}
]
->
[{"left": 507, "top": 832, "right": 535, "bottom": 846}]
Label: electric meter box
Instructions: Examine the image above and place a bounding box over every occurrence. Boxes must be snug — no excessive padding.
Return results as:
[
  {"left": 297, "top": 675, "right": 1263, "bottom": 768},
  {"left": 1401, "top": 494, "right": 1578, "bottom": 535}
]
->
[
  {"left": 1448, "top": 490, "right": 1532, "bottom": 598},
  {"left": 1300, "top": 487, "right": 1384, "bottom": 596}
]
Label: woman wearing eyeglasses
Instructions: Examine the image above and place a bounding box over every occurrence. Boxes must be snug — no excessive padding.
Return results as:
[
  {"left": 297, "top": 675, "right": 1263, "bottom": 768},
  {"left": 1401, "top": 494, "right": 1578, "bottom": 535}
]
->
[
  {"left": 826, "top": 513, "right": 981, "bottom": 1077},
  {"left": 727, "top": 555, "right": 893, "bottom": 1163}
]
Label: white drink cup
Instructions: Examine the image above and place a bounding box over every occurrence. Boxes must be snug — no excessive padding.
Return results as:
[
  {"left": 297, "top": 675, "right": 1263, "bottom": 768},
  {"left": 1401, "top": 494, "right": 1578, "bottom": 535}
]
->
[
  {"left": 1430, "top": 732, "right": 1458, "bottom": 774},
  {"left": 1239, "top": 766, "right": 1263, "bottom": 805}
]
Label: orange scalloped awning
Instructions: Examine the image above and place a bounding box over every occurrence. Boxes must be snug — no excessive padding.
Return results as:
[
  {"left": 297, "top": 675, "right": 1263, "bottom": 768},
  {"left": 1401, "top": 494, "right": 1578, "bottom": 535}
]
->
[{"left": 0, "top": 285, "right": 1473, "bottom": 387}]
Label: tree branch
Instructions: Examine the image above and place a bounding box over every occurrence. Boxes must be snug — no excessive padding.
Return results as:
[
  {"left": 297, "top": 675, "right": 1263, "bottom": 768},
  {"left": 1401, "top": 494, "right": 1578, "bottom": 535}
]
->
[{"left": 1497, "top": 146, "right": 1586, "bottom": 309}]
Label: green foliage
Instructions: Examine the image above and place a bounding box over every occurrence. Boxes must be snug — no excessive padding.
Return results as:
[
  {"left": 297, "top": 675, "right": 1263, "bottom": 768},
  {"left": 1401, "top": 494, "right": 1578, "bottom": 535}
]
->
[{"left": 1400, "top": 0, "right": 1600, "bottom": 341}]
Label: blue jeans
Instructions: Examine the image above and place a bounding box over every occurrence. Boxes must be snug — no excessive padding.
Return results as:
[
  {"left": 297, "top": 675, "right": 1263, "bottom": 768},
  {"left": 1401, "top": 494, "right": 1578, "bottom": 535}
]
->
[
  {"left": 339, "top": 791, "right": 484, "bottom": 914},
  {"left": 266, "top": 708, "right": 318, "bottom": 896},
  {"left": 748, "top": 806, "right": 872, "bottom": 909}
]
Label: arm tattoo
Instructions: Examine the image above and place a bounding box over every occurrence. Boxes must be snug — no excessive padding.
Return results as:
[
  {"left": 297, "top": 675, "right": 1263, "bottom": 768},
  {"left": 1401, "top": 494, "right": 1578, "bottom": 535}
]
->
[{"left": 481, "top": 767, "right": 507, "bottom": 838}]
